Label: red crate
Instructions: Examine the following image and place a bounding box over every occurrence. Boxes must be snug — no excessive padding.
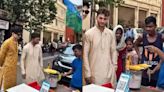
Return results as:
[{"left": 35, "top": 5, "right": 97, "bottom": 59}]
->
[
  {"left": 101, "top": 83, "right": 113, "bottom": 88},
  {"left": 28, "top": 81, "right": 41, "bottom": 90}
]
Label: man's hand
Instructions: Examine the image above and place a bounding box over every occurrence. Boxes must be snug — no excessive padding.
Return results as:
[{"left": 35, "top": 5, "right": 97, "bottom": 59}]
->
[
  {"left": 61, "top": 72, "right": 67, "bottom": 77},
  {"left": 22, "top": 74, "right": 26, "bottom": 79},
  {"left": 85, "top": 77, "right": 95, "bottom": 84},
  {"left": 147, "top": 69, "right": 155, "bottom": 74},
  {"left": 150, "top": 70, "right": 155, "bottom": 75},
  {"left": 144, "top": 45, "right": 157, "bottom": 53},
  {"left": 114, "top": 65, "right": 118, "bottom": 72},
  {"left": 85, "top": 77, "right": 92, "bottom": 84}
]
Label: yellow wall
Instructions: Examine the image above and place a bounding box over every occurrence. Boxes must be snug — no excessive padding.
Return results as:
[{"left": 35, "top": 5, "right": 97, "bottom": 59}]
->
[{"left": 44, "top": 0, "right": 66, "bottom": 42}]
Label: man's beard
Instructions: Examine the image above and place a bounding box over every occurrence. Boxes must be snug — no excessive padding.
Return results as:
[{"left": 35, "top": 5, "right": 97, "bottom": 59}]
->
[
  {"left": 97, "top": 22, "right": 106, "bottom": 28},
  {"left": 18, "top": 37, "right": 22, "bottom": 41}
]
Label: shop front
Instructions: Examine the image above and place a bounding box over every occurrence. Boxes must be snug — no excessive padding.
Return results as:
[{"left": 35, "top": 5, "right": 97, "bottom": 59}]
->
[{"left": 0, "top": 18, "right": 9, "bottom": 46}]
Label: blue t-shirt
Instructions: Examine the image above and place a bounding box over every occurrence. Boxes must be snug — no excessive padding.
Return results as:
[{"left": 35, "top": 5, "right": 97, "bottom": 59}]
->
[
  {"left": 70, "top": 57, "right": 82, "bottom": 88},
  {"left": 157, "top": 48, "right": 164, "bottom": 88},
  {"left": 125, "top": 28, "right": 134, "bottom": 39},
  {"left": 157, "top": 62, "right": 164, "bottom": 88}
]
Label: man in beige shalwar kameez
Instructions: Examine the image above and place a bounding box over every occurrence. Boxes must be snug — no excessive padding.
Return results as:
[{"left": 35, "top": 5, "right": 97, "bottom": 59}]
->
[
  {"left": 83, "top": 8, "right": 118, "bottom": 87},
  {"left": 21, "top": 32, "right": 45, "bottom": 84}
]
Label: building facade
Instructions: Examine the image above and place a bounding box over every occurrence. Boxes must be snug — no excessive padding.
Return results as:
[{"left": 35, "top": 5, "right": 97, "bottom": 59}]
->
[
  {"left": 23, "top": 0, "right": 66, "bottom": 44},
  {"left": 112, "top": 0, "right": 161, "bottom": 28},
  {"left": 162, "top": 0, "right": 164, "bottom": 26},
  {"left": 83, "top": 0, "right": 161, "bottom": 29},
  {"left": 0, "top": 9, "right": 10, "bottom": 46},
  {"left": 42, "top": 0, "right": 66, "bottom": 44}
]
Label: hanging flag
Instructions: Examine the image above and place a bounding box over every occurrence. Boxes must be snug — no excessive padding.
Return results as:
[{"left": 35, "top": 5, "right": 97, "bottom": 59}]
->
[{"left": 63, "top": 0, "right": 82, "bottom": 33}]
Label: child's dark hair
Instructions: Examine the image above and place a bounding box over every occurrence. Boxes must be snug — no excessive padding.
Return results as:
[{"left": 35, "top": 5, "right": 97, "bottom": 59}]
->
[
  {"left": 31, "top": 32, "right": 40, "bottom": 39},
  {"left": 72, "top": 44, "right": 82, "bottom": 51},
  {"left": 145, "top": 16, "right": 156, "bottom": 25},
  {"left": 125, "top": 37, "right": 134, "bottom": 44}
]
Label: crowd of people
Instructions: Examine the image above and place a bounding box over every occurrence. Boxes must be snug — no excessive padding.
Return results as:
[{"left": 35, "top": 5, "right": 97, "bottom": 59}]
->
[
  {"left": 83, "top": 7, "right": 164, "bottom": 91},
  {"left": 0, "top": 25, "right": 82, "bottom": 92},
  {"left": 1, "top": 2, "right": 164, "bottom": 92}
]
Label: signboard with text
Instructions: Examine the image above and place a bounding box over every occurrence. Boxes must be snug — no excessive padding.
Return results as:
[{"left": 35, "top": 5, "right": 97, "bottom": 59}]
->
[
  {"left": 115, "top": 73, "right": 131, "bottom": 92},
  {"left": 0, "top": 19, "right": 9, "bottom": 30}
]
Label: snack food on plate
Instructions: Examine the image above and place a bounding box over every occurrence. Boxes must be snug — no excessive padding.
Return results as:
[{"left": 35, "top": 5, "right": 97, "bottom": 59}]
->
[
  {"left": 138, "top": 64, "right": 151, "bottom": 69},
  {"left": 129, "top": 65, "right": 144, "bottom": 71}
]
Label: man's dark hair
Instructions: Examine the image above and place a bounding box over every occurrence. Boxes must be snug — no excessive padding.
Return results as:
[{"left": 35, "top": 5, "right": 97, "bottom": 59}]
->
[
  {"left": 97, "top": 7, "right": 110, "bottom": 17},
  {"left": 11, "top": 25, "right": 22, "bottom": 34},
  {"left": 72, "top": 44, "right": 82, "bottom": 51},
  {"left": 83, "top": 2, "right": 90, "bottom": 8},
  {"left": 31, "top": 32, "right": 40, "bottom": 39},
  {"left": 145, "top": 16, "right": 156, "bottom": 25},
  {"left": 125, "top": 37, "right": 134, "bottom": 44}
]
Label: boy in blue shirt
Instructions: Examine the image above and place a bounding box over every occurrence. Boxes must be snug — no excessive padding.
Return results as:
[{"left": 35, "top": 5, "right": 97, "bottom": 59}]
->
[{"left": 62, "top": 44, "right": 82, "bottom": 91}]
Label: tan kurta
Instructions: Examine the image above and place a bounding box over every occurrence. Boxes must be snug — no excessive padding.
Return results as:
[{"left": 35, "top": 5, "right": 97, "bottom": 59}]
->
[
  {"left": 0, "top": 37, "right": 18, "bottom": 91},
  {"left": 21, "top": 42, "right": 45, "bottom": 83},
  {"left": 83, "top": 26, "right": 118, "bottom": 86}
]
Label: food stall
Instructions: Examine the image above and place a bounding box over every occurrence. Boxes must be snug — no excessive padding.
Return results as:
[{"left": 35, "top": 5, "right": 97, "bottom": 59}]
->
[
  {"left": 7, "top": 68, "right": 78, "bottom": 92},
  {"left": 6, "top": 61, "right": 163, "bottom": 92}
]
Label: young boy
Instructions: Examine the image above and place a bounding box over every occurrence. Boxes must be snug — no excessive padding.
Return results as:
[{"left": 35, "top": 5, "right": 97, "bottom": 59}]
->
[
  {"left": 62, "top": 44, "right": 82, "bottom": 91},
  {"left": 134, "top": 16, "right": 164, "bottom": 87}
]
